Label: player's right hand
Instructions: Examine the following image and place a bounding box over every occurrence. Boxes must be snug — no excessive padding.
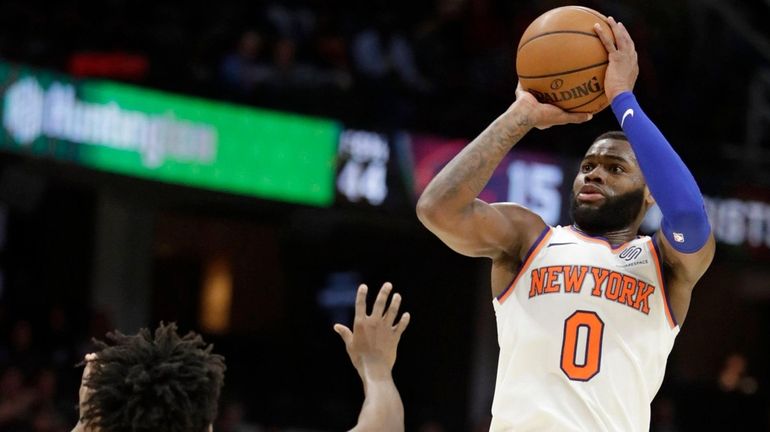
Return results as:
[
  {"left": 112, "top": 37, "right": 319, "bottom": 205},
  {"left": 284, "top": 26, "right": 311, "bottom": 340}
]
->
[
  {"left": 511, "top": 82, "right": 593, "bottom": 130},
  {"left": 594, "top": 16, "right": 638, "bottom": 102}
]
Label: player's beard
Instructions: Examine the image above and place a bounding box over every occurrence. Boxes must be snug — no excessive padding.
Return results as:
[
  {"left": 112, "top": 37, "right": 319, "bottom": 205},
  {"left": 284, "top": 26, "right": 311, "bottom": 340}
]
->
[{"left": 570, "top": 187, "right": 645, "bottom": 234}]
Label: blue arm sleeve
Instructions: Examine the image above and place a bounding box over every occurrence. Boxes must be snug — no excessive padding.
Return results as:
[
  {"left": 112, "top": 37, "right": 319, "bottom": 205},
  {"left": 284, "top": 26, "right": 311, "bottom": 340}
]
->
[{"left": 611, "top": 92, "right": 711, "bottom": 253}]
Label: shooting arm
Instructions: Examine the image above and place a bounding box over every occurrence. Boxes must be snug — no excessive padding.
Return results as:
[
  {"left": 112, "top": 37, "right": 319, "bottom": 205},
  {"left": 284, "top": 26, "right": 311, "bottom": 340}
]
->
[{"left": 416, "top": 89, "right": 590, "bottom": 260}]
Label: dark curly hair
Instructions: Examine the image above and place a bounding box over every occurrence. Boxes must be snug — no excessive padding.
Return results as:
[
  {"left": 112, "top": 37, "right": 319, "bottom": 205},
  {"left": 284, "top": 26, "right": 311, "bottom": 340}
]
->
[{"left": 81, "top": 322, "right": 226, "bottom": 432}]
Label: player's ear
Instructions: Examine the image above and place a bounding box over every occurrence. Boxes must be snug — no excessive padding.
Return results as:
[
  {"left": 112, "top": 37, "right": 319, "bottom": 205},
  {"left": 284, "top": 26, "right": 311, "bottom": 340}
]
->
[{"left": 644, "top": 185, "right": 655, "bottom": 206}]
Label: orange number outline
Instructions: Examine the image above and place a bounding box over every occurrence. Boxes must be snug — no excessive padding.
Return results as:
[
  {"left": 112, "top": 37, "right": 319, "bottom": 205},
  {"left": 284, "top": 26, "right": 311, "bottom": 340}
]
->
[{"left": 560, "top": 310, "right": 605, "bottom": 381}]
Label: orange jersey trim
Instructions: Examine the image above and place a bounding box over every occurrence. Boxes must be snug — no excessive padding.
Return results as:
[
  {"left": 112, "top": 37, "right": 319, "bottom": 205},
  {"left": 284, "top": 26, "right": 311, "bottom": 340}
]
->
[
  {"left": 497, "top": 227, "right": 554, "bottom": 304},
  {"left": 648, "top": 238, "right": 678, "bottom": 329},
  {"left": 568, "top": 225, "right": 637, "bottom": 254}
]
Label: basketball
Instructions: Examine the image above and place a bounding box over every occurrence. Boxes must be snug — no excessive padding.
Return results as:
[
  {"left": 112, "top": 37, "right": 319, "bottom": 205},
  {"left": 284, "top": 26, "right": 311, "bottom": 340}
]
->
[{"left": 516, "top": 6, "right": 615, "bottom": 114}]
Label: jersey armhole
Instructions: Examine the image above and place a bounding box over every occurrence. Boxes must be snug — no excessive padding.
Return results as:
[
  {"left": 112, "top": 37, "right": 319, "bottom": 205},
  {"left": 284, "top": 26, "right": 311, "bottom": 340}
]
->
[
  {"left": 496, "top": 226, "right": 553, "bottom": 304},
  {"left": 651, "top": 233, "right": 679, "bottom": 329}
]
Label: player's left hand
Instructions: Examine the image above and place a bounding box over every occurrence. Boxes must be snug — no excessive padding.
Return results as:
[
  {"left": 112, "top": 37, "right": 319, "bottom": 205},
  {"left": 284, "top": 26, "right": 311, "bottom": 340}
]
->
[
  {"left": 512, "top": 82, "right": 593, "bottom": 130},
  {"left": 334, "top": 282, "right": 410, "bottom": 380},
  {"left": 594, "top": 16, "right": 638, "bottom": 102}
]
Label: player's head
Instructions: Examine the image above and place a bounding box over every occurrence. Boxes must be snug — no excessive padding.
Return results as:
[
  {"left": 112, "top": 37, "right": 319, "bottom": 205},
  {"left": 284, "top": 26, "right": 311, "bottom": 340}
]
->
[
  {"left": 570, "top": 131, "right": 654, "bottom": 234},
  {"left": 73, "top": 322, "right": 225, "bottom": 432}
]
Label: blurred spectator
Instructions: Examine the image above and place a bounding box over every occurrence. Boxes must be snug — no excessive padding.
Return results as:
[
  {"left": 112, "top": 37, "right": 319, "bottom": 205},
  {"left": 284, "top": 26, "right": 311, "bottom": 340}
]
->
[
  {"left": 413, "top": 0, "right": 467, "bottom": 92},
  {"left": 0, "top": 366, "right": 36, "bottom": 430},
  {"left": 711, "top": 353, "right": 766, "bottom": 430},
  {"left": 265, "top": 0, "right": 316, "bottom": 42},
  {"left": 44, "top": 306, "right": 76, "bottom": 370},
  {"left": 267, "top": 36, "right": 351, "bottom": 92},
  {"left": 351, "top": 13, "right": 431, "bottom": 93},
  {"left": 29, "top": 405, "right": 68, "bottom": 432},
  {"left": 676, "top": 352, "right": 768, "bottom": 431},
  {"left": 215, "top": 400, "right": 264, "bottom": 432},
  {"left": 220, "top": 29, "right": 275, "bottom": 97},
  {"left": 8, "top": 320, "right": 42, "bottom": 374},
  {"left": 718, "top": 352, "right": 758, "bottom": 394},
  {"left": 650, "top": 396, "right": 679, "bottom": 432}
]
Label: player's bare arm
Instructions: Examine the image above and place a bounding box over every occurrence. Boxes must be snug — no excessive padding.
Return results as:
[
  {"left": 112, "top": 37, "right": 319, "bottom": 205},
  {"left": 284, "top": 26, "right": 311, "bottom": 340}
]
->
[
  {"left": 597, "top": 17, "right": 715, "bottom": 324},
  {"left": 416, "top": 85, "right": 591, "bottom": 292},
  {"left": 335, "top": 282, "right": 410, "bottom": 432}
]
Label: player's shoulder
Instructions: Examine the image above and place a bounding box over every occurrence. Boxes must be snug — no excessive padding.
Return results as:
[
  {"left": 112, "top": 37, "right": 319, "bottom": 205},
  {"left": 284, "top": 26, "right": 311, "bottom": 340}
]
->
[
  {"left": 489, "top": 202, "right": 548, "bottom": 259},
  {"left": 490, "top": 202, "right": 546, "bottom": 226}
]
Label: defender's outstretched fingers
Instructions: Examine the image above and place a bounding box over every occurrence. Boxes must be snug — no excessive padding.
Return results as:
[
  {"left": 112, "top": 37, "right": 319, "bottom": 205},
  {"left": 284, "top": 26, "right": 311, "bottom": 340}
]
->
[
  {"left": 333, "top": 323, "right": 353, "bottom": 347},
  {"left": 372, "top": 282, "right": 393, "bottom": 317},
  {"left": 354, "top": 284, "right": 368, "bottom": 321},
  {"left": 384, "top": 292, "right": 402, "bottom": 325},
  {"left": 395, "top": 312, "right": 411, "bottom": 335}
]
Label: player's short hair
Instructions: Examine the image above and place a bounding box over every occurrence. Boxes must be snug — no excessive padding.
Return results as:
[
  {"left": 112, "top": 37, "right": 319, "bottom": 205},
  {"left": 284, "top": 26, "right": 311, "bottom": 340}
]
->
[
  {"left": 81, "top": 322, "right": 226, "bottom": 432},
  {"left": 593, "top": 130, "right": 628, "bottom": 143}
]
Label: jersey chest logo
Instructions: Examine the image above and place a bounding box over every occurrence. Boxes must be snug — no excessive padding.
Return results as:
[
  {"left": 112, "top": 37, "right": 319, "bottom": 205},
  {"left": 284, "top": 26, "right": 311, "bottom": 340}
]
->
[{"left": 617, "top": 245, "right": 649, "bottom": 268}]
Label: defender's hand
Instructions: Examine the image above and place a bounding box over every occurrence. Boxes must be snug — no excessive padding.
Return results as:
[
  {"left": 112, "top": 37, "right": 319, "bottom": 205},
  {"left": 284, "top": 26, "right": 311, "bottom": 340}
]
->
[
  {"left": 510, "top": 82, "right": 593, "bottom": 130},
  {"left": 334, "top": 283, "right": 410, "bottom": 380},
  {"left": 594, "top": 16, "right": 638, "bottom": 102}
]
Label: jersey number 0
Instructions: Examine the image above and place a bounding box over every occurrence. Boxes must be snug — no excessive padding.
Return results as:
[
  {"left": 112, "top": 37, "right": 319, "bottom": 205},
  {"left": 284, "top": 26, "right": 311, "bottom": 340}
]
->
[{"left": 560, "top": 311, "right": 605, "bottom": 381}]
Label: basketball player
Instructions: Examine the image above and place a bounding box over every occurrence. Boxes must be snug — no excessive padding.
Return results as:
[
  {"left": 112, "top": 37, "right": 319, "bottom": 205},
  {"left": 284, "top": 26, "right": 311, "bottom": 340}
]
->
[
  {"left": 416, "top": 16, "right": 714, "bottom": 431},
  {"left": 72, "top": 283, "right": 409, "bottom": 432},
  {"left": 72, "top": 322, "right": 225, "bottom": 432}
]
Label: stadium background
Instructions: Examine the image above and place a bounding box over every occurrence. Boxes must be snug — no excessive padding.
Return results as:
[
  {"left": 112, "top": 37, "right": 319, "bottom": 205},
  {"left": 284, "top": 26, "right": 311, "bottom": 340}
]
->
[{"left": 0, "top": 0, "right": 768, "bottom": 430}]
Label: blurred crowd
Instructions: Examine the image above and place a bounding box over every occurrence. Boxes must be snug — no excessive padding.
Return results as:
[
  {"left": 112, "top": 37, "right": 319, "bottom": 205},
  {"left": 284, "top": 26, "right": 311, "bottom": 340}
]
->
[
  {"left": 0, "top": 0, "right": 685, "bottom": 137},
  {"left": 0, "top": 306, "right": 84, "bottom": 432},
  {"left": 0, "top": 0, "right": 766, "bottom": 168}
]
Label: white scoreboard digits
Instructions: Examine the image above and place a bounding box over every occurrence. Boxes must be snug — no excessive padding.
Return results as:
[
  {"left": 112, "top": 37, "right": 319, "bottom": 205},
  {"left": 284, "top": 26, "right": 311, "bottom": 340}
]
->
[{"left": 336, "top": 129, "right": 390, "bottom": 205}]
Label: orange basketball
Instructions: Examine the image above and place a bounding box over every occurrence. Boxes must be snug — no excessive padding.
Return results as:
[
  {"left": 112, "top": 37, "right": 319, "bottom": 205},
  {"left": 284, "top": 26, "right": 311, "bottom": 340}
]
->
[{"left": 516, "top": 6, "right": 615, "bottom": 113}]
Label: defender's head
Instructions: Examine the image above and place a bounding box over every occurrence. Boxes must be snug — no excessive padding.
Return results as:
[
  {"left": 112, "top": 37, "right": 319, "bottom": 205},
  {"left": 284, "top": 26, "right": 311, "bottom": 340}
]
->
[
  {"left": 570, "top": 131, "right": 654, "bottom": 235},
  {"left": 73, "top": 322, "right": 225, "bottom": 432}
]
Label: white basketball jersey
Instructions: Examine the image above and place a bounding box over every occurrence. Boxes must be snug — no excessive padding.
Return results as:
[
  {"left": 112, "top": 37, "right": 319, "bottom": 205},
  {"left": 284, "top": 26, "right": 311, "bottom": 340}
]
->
[{"left": 490, "top": 225, "right": 679, "bottom": 432}]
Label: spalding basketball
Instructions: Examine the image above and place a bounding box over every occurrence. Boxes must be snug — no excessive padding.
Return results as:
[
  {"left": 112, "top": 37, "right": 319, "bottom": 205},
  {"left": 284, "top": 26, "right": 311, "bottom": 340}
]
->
[{"left": 516, "top": 6, "right": 615, "bottom": 113}]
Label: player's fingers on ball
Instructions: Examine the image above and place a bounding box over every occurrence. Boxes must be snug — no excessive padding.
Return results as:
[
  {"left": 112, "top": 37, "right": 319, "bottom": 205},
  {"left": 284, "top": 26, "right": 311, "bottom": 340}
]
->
[
  {"left": 395, "top": 312, "right": 411, "bottom": 334},
  {"left": 613, "top": 21, "right": 633, "bottom": 52},
  {"left": 593, "top": 24, "right": 615, "bottom": 53},
  {"left": 372, "top": 282, "right": 392, "bottom": 316},
  {"left": 385, "top": 292, "right": 402, "bottom": 324},
  {"left": 608, "top": 17, "right": 627, "bottom": 48},
  {"left": 563, "top": 112, "right": 592, "bottom": 124},
  {"left": 515, "top": 81, "right": 524, "bottom": 93},
  {"left": 355, "top": 284, "right": 368, "bottom": 319},
  {"left": 618, "top": 22, "right": 635, "bottom": 50}
]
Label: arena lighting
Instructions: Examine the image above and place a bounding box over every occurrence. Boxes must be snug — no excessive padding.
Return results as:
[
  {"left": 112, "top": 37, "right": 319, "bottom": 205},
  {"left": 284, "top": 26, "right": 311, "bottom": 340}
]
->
[{"left": 201, "top": 256, "right": 233, "bottom": 334}]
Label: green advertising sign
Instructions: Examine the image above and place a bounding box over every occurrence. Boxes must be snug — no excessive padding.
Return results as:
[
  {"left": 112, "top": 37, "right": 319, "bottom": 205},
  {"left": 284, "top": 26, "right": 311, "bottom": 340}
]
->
[{"left": 0, "top": 62, "right": 339, "bottom": 206}]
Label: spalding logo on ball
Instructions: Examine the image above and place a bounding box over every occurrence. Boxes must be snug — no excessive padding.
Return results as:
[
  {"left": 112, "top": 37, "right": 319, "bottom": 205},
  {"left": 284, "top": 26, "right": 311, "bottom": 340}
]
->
[{"left": 516, "top": 6, "right": 616, "bottom": 114}]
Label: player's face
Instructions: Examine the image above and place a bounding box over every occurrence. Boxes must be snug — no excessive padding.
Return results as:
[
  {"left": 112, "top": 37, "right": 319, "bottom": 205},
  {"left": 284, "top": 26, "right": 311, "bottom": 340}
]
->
[{"left": 570, "top": 139, "right": 651, "bottom": 233}]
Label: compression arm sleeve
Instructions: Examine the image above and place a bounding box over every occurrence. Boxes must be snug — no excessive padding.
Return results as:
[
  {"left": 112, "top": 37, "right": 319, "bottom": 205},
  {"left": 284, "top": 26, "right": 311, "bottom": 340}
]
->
[{"left": 611, "top": 91, "right": 711, "bottom": 253}]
